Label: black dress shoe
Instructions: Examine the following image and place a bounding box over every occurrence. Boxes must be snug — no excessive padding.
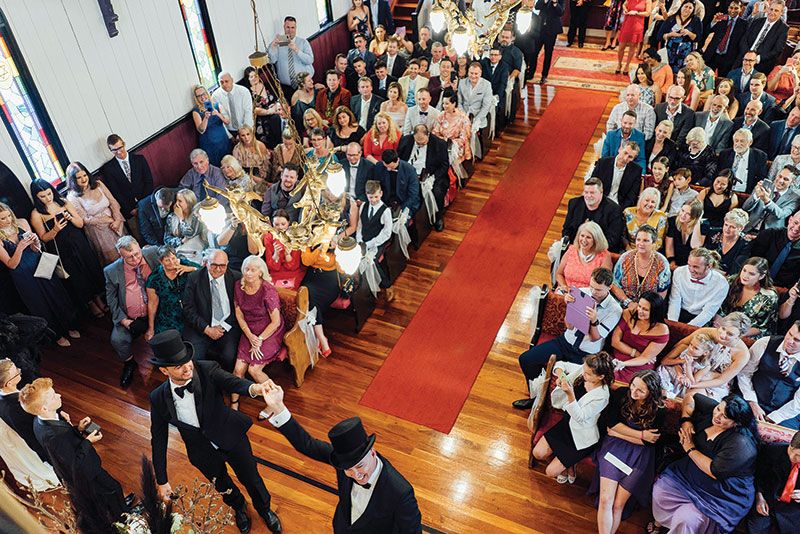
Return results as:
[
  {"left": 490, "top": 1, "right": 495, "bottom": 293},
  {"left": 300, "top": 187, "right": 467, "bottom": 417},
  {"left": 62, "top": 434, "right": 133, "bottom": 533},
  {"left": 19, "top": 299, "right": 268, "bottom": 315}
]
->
[
  {"left": 234, "top": 507, "right": 251, "bottom": 533},
  {"left": 258, "top": 509, "right": 282, "bottom": 533},
  {"left": 120, "top": 359, "right": 138, "bottom": 388},
  {"left": 124, "top": 492, "right": 137, "bottom": 507},
  {"left": 434, "top": 219, "right": 444, "bottom": 232},
  {"left": 512, "top": 398, "right": 534, "bottom": 410}
]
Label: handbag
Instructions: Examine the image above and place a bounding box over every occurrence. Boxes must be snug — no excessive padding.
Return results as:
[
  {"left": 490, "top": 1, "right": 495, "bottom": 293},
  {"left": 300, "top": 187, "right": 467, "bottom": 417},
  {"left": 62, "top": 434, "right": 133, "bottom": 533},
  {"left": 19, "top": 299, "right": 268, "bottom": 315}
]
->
[
  {"left": 33, "top": 251, "right": 59, "bottom": 280},
  {"left": 337, "top": 270, "right": 355, "bottom": 299}
]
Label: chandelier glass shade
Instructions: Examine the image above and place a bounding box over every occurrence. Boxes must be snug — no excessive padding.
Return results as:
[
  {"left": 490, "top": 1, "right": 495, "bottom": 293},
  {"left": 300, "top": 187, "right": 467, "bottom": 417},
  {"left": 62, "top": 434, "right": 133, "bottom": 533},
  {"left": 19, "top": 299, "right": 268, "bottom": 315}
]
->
[{"left": 431, "top": 0, "right": 522, "bottom": 57}]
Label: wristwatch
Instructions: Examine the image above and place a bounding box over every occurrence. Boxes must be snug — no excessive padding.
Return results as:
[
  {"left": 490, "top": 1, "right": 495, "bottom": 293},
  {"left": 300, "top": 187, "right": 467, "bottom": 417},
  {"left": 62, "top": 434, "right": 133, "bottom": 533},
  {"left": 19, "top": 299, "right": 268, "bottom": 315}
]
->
[{"left": 590, "top": 320, "right": 599, "bottom": 327}]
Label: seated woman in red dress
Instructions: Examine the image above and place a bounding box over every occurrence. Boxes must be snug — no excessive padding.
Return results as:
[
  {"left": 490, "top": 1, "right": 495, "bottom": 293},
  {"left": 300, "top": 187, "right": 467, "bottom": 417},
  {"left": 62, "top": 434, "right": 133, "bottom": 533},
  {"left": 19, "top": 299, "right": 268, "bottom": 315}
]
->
[
  {"left": 610, "top": 291, "right": 670, "bottom": 383},
  {"left": 260, "top": 209, "right": 305, "bottom": 290}
]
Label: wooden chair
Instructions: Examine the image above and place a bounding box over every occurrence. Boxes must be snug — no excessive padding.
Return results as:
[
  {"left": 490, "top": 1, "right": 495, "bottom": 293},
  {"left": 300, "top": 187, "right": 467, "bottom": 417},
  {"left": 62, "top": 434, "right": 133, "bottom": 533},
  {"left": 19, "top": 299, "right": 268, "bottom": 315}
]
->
[
  {"left": 277, "top": 286, "right": 315, "bottom": 387},
  {"left": 528, "top": 354, "right": 557, "bottom": 468}
]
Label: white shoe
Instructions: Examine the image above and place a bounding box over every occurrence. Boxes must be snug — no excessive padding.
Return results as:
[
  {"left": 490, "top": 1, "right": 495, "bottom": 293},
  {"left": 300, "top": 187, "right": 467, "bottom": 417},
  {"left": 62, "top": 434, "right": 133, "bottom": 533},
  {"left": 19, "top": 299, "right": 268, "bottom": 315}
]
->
[{"left": 556, "top": 472, "right": 576, "bottom": 484}]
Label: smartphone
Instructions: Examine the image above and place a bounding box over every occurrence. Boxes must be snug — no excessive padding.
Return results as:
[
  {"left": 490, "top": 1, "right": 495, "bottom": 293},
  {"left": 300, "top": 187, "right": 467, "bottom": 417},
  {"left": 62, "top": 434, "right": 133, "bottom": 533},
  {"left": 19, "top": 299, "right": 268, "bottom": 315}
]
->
[
  {"left": 762, "top": 179, "right": 774, "bottom": 195},
  {"left": 56, "top": 212, "right": 66, "bottom": 223},
  {"left": 82, "top": 421, "right": 101, "bottom": 436},
  {"left": 204, "top": 101, "right": 213, "bottom": 113}
]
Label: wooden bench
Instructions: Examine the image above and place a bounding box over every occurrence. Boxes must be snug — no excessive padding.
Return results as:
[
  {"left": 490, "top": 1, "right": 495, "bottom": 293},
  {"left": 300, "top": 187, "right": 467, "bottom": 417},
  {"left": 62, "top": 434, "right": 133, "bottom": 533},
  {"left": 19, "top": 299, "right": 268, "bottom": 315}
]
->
[{"left": 277, "top": 286, "right": 315, "bottom": 387}]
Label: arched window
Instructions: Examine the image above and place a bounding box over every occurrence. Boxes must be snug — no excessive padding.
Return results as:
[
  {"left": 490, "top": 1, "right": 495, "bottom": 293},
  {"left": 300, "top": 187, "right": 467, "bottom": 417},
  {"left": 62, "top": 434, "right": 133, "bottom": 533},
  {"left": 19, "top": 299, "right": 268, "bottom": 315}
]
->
[
  {"left": 179, "top": 0, "right": 221, "bottom": 90},
  {"left": 0, "top": 10, "right": 67, "bottom": 187}
]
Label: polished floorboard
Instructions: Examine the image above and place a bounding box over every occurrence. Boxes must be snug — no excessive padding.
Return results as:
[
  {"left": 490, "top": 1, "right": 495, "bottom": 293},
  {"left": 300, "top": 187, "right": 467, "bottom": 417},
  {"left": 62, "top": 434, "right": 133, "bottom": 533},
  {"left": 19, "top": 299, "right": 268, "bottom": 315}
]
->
[{"left": 31, "top": 82, "right": 643, "bottom": 534}]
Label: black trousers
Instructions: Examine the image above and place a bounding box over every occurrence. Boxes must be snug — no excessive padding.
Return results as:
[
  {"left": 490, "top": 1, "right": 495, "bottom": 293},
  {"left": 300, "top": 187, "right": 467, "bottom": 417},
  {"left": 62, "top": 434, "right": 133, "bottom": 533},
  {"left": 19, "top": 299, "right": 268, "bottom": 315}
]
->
[
  {"left": 567, "top": 1, "right": 590, "bottom": 45},
  {"left": 93, "top": 469, "right": 129, "bottom": 519},
  {"left": 530, "top": 34, "right": 558, "bottom": 79},
  {"left": 186, "top": 435, "right": 271, "bottom": 513},
  {"left": 183, "top": 326, "right": 239, "bottom": 372}
]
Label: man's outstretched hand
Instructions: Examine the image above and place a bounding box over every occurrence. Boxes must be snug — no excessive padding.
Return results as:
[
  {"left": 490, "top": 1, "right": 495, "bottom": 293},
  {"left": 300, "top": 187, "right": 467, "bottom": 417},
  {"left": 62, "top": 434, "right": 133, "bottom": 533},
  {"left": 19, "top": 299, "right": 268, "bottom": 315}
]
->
[{"left": 261, "top": 379, "right": 286, "bottom": 418}]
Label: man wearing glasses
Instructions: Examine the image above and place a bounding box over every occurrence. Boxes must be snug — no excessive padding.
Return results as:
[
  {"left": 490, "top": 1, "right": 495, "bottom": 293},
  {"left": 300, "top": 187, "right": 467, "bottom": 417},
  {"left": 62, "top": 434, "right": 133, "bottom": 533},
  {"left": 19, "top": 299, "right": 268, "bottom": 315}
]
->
[
  {"left": 182, "top": 249, "right": 241, "bottom": 371},
  {"left": 0, "top": 359, "right": 49, "bottom": 463}
]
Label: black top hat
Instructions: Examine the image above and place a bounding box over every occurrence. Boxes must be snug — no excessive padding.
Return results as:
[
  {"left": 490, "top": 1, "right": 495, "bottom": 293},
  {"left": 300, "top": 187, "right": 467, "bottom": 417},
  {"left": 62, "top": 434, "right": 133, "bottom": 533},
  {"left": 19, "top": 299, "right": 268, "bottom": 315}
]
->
[
  {"left": 148, "top": 330, "right": 194, "bottom": 367},
  {"left": 328, "top": 417, "right": 376, "bottom": 470}
]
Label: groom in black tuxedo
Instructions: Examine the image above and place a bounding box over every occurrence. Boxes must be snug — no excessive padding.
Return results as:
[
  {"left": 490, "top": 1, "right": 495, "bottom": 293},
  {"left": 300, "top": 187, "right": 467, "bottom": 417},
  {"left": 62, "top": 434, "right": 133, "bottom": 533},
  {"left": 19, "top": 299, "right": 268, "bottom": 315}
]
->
[
  {"left": 261, "top": 379, "right": 423, "bottom": 533},
  {"left": 148, "top": 330, "right": 281, "bottom": 534}
]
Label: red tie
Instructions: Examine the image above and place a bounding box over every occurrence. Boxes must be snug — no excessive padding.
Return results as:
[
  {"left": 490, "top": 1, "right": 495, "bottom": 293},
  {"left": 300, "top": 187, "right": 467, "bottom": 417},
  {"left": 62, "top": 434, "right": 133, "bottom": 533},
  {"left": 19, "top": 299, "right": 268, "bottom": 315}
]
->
[
  {"left": 779, "top": 462, "right": 800, "bottom": 503},
  {"left": 717, "top": 19, "right": 733, "bottom": 54}
]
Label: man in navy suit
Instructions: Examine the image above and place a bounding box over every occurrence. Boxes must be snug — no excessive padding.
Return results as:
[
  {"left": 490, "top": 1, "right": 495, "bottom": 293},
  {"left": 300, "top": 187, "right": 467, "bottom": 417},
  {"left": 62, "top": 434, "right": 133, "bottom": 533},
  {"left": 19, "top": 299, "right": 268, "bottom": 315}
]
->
[
  {"left": 703, "top": 0, "right": 748, "bottom": 77},
  {"left": 731, "top": 99, "right": 771, "bottom": 153},
  {"left": 351, "top": 77, "right": 385, "bottom": 130},
  {"left": 736, "top": 73, "right": 776, "bottom": 118},
  {"left": 737, "top": 0, "right": 789, "bottom": 74},
  {"left": 137, "top": 187, "right": 176, "bottom": 246},
  {"left": 342, "top": 142, "right": 375, "bottom": 202},
  {"left": 718, "top": 128, "right": 769, "bottom": 193},
  {"left": 769, "top": 107, "right": 800, "bottom": 159},
  {"left": 262, "top": 379, "right": 423, "bottom": 534},
  {"left": 368, "top": 0, "right": 395, "bottom": 34},
  {"left": 728, "top": 51, "right": 761, "bottom": 97},
  {"left": 370, "top": 61, "right": 397, "bottom": 99},
  {"left": 101, "top": 134, "right": 153, "bottom": 243},
  {"left": 347, "top": 33, "right": 377, "bottom": 74},
  {"left": 481, "top": 45, "right": 510, "bottom": 123},
  {"left": 372, "top": 149, "right": 420, "bottom": 217},
  {"left": 601, "top": 111, "right": 646, "bottom": 171},
  {"left": 591, "top": 142, "right": 643, "bottom": 209}
]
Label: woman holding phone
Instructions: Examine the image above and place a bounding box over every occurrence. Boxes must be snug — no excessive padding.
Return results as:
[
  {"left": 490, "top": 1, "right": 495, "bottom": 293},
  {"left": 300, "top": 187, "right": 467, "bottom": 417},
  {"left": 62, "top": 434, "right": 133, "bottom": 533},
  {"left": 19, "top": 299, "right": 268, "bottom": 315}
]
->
[{"left": 191, "top": 84, "right": 230, "bottom": 167}]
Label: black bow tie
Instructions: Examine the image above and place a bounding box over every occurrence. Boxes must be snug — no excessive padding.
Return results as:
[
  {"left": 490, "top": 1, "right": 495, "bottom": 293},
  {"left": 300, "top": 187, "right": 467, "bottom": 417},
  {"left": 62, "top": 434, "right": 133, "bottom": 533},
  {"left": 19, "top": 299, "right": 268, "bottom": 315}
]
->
[
  {"left": 420, "top": 111, "right": 428, "bottom": 116},
  {"left": 174, "top": 381, "right": 194, "bottom": 398}
]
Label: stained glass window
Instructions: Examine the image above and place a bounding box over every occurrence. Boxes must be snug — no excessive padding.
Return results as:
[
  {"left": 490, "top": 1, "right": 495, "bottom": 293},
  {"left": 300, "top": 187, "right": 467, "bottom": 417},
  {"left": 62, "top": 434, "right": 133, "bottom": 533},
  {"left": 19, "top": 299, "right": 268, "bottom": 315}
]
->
[
  {"left": 179, "top": 0, "right": 219, "bottom": 90},
  {"left": 0, "top": 32, "right": 65, "bottom": 186},
  {"left": 316, "top": 0, "right": 332, "bottom": 26}
]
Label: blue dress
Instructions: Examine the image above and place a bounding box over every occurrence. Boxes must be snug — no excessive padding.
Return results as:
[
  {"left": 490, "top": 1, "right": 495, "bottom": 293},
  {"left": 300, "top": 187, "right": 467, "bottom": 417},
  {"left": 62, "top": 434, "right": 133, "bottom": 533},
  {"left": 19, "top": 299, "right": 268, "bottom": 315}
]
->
[
  {"left": 194, "top": 104, "right": 229, "bottom": 167},
  {"left": 2, "top": 228, "right": 76, "bottom": 336}
]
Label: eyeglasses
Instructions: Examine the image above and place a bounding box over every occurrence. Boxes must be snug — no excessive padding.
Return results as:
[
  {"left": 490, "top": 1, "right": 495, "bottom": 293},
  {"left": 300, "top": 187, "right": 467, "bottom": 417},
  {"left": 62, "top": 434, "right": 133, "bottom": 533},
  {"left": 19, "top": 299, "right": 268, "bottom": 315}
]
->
[
  {"left": 210, "top": 263, "right": 228, "bottom": 269},
  {"left": 109, "top": 145, "right": 125, "bottom": 152}
]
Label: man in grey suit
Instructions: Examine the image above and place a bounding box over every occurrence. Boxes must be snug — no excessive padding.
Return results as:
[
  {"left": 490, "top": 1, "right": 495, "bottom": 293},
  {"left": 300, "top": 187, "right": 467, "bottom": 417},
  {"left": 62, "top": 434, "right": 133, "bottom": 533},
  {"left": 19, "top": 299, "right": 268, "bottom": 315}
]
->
[
  {"left": 402, "top": 87, "right": 440, "bottom": 135},
  {"left": 695, "top": 95, "right": 734, "bottom": 154},
  {"left": 350, "top": 77, "right": 385, "bottom": 131},
  {"left": 342, "top": 142, "right": 374, "bottom": 202},
  {"left": 104, "top": 236, "right": 160, "bottom": 388},
  {"left": 458, "top": 62, "right": 494, "bottom": 158},
  {"left": 742, "top": 164, "right": 800, "bottom": 233}
]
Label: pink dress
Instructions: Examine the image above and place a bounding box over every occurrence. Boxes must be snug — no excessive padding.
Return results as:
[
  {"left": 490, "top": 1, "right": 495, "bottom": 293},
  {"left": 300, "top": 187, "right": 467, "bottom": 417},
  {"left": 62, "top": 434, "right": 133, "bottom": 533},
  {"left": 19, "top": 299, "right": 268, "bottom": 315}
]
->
[
  {"left": 561, "top": 246, "right": 610, "bottom": 289},
  {"left": 613, "top": 319, "right": 670, "bottom": 383},
  {"left": 67, "top": 182, "right": 126, "bottom": 265},
  {"left": 234, "top": 282, "right": 286, "bottom": 365}
]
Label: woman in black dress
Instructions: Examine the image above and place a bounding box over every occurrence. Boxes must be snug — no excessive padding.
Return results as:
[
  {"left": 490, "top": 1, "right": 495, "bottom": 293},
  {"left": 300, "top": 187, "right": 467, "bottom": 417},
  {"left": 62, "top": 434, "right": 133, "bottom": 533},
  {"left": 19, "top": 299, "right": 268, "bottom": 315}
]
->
[
  {"left": 28, "top": 179, "right": 106, "bottom": 318},
  {"left": 665, "top": 197, "right": 704, "bottom": 268},
  {"left": 644, "top": 120, "right": 677, "bottom": 172},
  {"left": 532, "top": 352, "right": 615, "bottom": 483},
  {"left": 696, "top": 169, "right": 739, "bottom": 230},
  {"left": 330, "top": 106, "right": 366, "bottom": 151},
  {"left": 702, "top": 208, "right": 752, "bottom": 275}
]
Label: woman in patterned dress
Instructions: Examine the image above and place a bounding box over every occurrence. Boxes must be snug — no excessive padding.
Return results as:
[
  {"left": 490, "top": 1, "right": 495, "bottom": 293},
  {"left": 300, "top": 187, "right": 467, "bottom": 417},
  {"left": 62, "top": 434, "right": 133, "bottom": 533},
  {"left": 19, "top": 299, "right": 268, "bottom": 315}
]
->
[
  {"left": 611, "top": 225, "right": 671, "bottom": 312},
  {"left": 144, "top": 245, "right": 199, "bottom": 341},
  {"left": 603, "top": 0, "right": 625, "bottom": 50},
  {"left": 432, "top": 88, "right": 473, "bottom": 165},
  {"left": 712, "top": 257, "right": 778, "bottom": 340}
]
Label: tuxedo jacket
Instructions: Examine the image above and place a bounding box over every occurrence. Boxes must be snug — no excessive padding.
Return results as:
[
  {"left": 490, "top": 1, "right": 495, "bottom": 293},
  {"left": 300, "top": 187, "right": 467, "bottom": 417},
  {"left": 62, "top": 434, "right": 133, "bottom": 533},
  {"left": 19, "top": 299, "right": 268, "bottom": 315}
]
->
[
  {"left": 591, "top": 156, "right": 643, "bottom": 210},
  {"left": 738, "top": 17, "right": 789, "bottom": 74},
  {"left": 33, "top": 415, "right": 105, "bottom": 488},
  {"left": 726, "top": 67, "right": 762, "bottom": 98},
  {"left": 0, "top": 392, "right": 48, "bottom": 461},
  {"left": 149, "top": 360, "right": 254, "bottom": 485},
  {"left": 370, "top": 74, "right": 398, "bottom": 99},
  {"left": 742, "top": 188, "right": 800, "bottom": 233},
  {"left": 104, "top": 246, "right": 160, "bottom": 326},
  {"left": 730, "top": 116, "right": 771, "bottom": 154},
  {"left": 480, "top": 59, "right": 510, "bottom": 107},
  {"left": 735, "top": 91, "right": 776, "bottom": 119},
  {"left": 276, "top": 416, "right": 422, "bottom": 534},
  {"left": 182, "top": 267, "right": 241, "bottom": 337},
  {"left": 654, "top": 103, "right": 695, "bottom": 148},
  {"left": 768, "top": 119, "right": 800, "bottom": 159},
  {"left": 396, "top": 134, "right": 449, "bottom": 192},
  {"left": 350, "top": 94, "right": 385, "bottom": 131},
  {"left": 702, "top": 17, "right": 749, "bottom": 69},
  {"left": 100, "top": 153, "right": 154, "bottom": 218},
  {"left": 693, "top": 111, "right": 733, "bottom": 154},
  {"left": 343, "top": 157, "right": 375, "bottom": 202},
  {"left": 717, "top": 147, "right": 768, "bottom": 193},
  {"left": 385, "top": 55, "right": 408, "bottom": 79},
  {"left": 373, "top": 160, "right": 421, "bottom": 215}
]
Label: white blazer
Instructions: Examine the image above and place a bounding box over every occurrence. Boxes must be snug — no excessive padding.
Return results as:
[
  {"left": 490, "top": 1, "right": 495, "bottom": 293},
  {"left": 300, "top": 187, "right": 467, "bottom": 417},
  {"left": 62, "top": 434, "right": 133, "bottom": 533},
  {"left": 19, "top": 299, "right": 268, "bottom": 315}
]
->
[{"left": 550, "top": 362, "right": 610, "bottom": 450}]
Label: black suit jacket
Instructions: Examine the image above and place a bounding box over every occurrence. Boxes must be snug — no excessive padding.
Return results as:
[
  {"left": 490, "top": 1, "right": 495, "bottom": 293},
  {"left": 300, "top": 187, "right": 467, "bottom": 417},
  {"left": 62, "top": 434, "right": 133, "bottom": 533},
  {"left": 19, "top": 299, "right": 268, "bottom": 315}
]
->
[
  {"left": 738, "top": 18, "right": 789, "bottom": 74},
  {"left": 149, "top": 360, "right": 254, "bottom": 485},
  {"left": 276, "top": 416, "right": 422, "bottom": 534},
  {"left": 702, "top": 17, "right": 749, "bottom": 69},
  {"left": 536, "top": 0, "right": 566, "bottom": 38},
  {"left": 182, "top": 267, "right": 241, "bottom": 337},
  {"left": 751, "top": 228, "right": 800, "bottom": 287},
  {"left": 591, "top": 156, "right": 642, "bottom": 210},
  {"left": 137, "top": 187, "right": 173, "bottom": 246},
  {"left": 100, "top": 154, "right": 154, "bottom": 218},
  {"left": 654, "top": 103, "right": 695, "bottom": 148},
  {"left": 0, "top": 392, "right": 48, "bottom": 461},
  {"left": 350, "top": 94, "right": 385, "bottom": 130},
  {"left": 562, "top": 196, "right": 625, "bottom": 253},
  {"left": 730, "top": 117, "right": 771, "bottom": 153},
  {"left": 386, "top": 55, "right": 408, "bottom": 79},
  {"left": 397, "top": 135, "right": 449, "bottom": 180},
  {"left": 480, "top": 59, "right": 510, "bottom": 107},
  {"left": 370, "top": 74, "right": 398, "bottom": 99},
  {"left": 369, "top": 0, "right": 395, "bottom": 34},
  {"left": 33, "top": 415, "right": 104, "bottom": 487},
  {"left": 343, "top": 157, "right": 375, "bottom": 202},
  {"left": 644, "top": 136, "right": 677, "bottom": 169},
  {"left": 717, "top": 147, "right": 768, "bottom": 194}
]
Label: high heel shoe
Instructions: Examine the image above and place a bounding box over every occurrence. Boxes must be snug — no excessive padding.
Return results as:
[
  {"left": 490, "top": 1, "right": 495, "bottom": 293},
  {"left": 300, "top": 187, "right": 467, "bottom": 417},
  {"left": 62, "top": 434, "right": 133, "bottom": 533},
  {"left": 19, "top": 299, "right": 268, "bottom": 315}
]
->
[
  {"left": 601, "top": 45, "right": 610, "bottom": 51},
  {"left": 320, "top": 347, "right": 332, "bottom": 357},
  {"left": 614, "top": 68, "right": 621, "bottom": 74},
  {"left": 230, "top": 401, "right": 239, "bottom": 411}
]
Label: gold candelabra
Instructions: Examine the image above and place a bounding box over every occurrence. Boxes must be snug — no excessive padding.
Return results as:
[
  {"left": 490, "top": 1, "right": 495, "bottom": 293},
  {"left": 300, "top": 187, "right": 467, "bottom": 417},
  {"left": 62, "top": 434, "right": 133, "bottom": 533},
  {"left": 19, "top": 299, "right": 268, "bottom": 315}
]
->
[{"left": 430, "top": 0, "right": 522, "bottom": 58}]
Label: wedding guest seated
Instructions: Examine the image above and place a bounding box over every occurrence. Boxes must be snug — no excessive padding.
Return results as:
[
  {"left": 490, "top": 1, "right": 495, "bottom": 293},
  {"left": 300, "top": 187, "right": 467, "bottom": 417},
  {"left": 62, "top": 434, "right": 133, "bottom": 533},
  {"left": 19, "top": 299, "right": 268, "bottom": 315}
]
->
[
  {"left": 750, "top": 210, "right": 800, "bottom": 287},
  {"left": 674, "top": 127, "right": 718, "bottom": 186},
  {"left": 590, "top": 370, "right": 666, "bottom": 534},
  {"left": 290, "top": 72, "right": 317, "bottom": 130},
  {"left": 178, "top": 148, "right": 228, "bottom": 205},
  {"left": 402, "top": 87, "right": 439, "bottom": 135},
  {"left": 105, "top": 236, "right": 160, "bottom": 388},
  {"left": 350, "top": 76, "right": 385, "bottom": 131},
  {"left": 379, "top": 82, "right": 408, "bottom": 131},
  {"left": 641, "top": 48, "right": 674, "bottom": 95},
  {"left": 769, "top": 106, "right": 800, "bottom": 159},
  {"left": 0, "top": 358, "right": 48, "bottom": 462},
  {"left": 766, "top": 50, "right": 800, "bottom": 102},
  {"left": 373, "top": 149, "right": 420, "bottom": 217},
  {"left": 347, "top": 33, "right": 377, "bottom": 73},
  {"left": 562, "top": 178, "right": 625, "bottom": 254},
  {"left": 766, "top": 86, "right": 800, "bottom": 123},
  {"left": 431, "top": 87, "right": 473, "bottom": 167},
  {"left": 697, "top": 170, "right": 740, "bottom": 229},
  {"left": 555, "top": 221, "right": 614, "bottom": 291},
  {"left": 306, "top": 127, "right": 334, "bottom": 159},
  {"left": 701, "top": 78, "right": 738, "bottom": 120},
  {"left": 531, "top": 353, "right": 615, "bottom": 483},
  {"left": 362, "top": 112, "right": 400, "bottom": 164},
  {"left": 330, "top": 106, "right": 366, "bottom": 150},
  {"left": 342, "top": 142, "right": 374, "bottom": 201},
  {"left": 138, "top": 187, "right": 176, "bottom": 246},
  {"left": 667, "top": 169, "right": 699, "bottom": 218},
  {"left": 591, "top": 142, "right": 643, "bottom": 209},
  {"left": 654, "top": 85, "right": 695, "bottom": 148},
  {"left": 231, "top": 255, "right": 285, "bottom": 411},
  {"left": 607, "top": 85, "right": 657, "bottom": 140},
  {"left": 650, "top": 393, "right": 758, "bottom": 534},
  {"left": 746, "top": 429, "right": 800, "bottom": 534},
  {"left": 398, "top": 58, "right": 429, "bottom": 108},
  {"left": 301, "top": 108, "right": 329, "bottom": 148},
  {"left": 602, "top": 111, "right": 647, "bottom": 171},
  {"left": 731, "top": 100, "right": 771, "bottom": 154},
  {"left": 769, "top": 135, "right": 800, "bottom": 181},
  {"left": 316, "top": 69, "right": 353, "bottom": 124},
  {"left": 695, "top": 95, "right": 734, "bottom": 154},
  {"left": 665, "top": 197, "right": 704, "bottom": 267},
  {"left": 145, "top": 245, "right": 199, "bottom": 340},
  {"left": 370, "top": 60, "right": 398, "bottom": 99},
  {"left": 397, "top": 124, "right": 449, "bottom": 230},
  {"left": 644, "top": 120, "right": 677, "bottom": 172},
  {"left": 164, "top": 189, "right": 207, "bottom": 262},
  {"left": 779, "top": 280, "right": 800, "bottom": 332},
  {"left": 610, "top": 292, "right": 670, "bottom": 382},
  {"left": 220, "top": 155, "right": 252, "bottom": 192},
  {"left": 261, "top": 163, "right": 304, "bottom": 222},
  {"left": 622, "top": 187, "right": 668, "bottom": 249},
  {"left": 216, "top": 215, "right": 250, "bottom": 272},
  {"left": 250, "top": 210, "right": 305, "bottom": 290},
  {"left": 667, "top": 247, "right": 728, "bottom": 326},
  {"left": 740, "top": 319, "right": 800, "bottom": 428},
  {"left": 612, "top": 225, "right": 672, "bottom": 312},
  {"left": 660, "top": 312, "right": 752, "bottom": 400},
  {"left": 703, "top": 208, "right": 753, "bottom": 274},
  {"left": 480, "top": 47, "right": 508, "bottom": 114},
  {"left": 430, "top": 58, "right": 457, "bottom": 107},
  {"left": 643, "top": 156, "right": 672, "bottom": 205},
  {"left": 346, "top": 56, "right": 369, "bottom": 95},
  {"left": 742, "top": 166, "right": 800, "bottom": 234},
  {"left": 684, "top": 53, "right": 714, "bottom": 99},
  {"left": 737, "top": 73, "right": 776, "bottom": 120},
  {"left": 232, "top": 125, "right": 271, "bottom": 182},
  {"left": 657, "top": 331, "right": 717, "bottom": 399},
  {"left": 713, "top": 257, "right": 778, "bottom": 341},
  {"left": 513, "top": 268, "right": 621, "bottom": 410},
  {"left": 271, "top": 129, "right": 303, "bottom": 183},
  {"left": 356, "top": 180, "right": 395, "bottom": 300},
  {"left": 101, "top": 133, "right": 154, "bottom": 242},
  {"left": 676, "top": 67, "right": 700, "bottom": 111},
  {"left": 632, "top": 63, "right": 663, "bottom": 107},
  {"left": 458, "top": 62, "right": 494, "bottom": 156},
  {"left": 182, "top": 249, "right": 241, "bottom": 372},
  {"left": 729, "top": 50, "right": 760, "bottom": 99},
  {"left": 718, "top": 128, "right": 769, "bottom": 193}
]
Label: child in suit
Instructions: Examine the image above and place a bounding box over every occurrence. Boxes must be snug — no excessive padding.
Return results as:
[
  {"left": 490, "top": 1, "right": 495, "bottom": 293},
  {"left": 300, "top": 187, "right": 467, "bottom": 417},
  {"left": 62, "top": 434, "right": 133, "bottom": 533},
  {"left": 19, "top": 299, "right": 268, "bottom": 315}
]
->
[{"left": 356, "top": 180, "right": 395, "bottom": 301}]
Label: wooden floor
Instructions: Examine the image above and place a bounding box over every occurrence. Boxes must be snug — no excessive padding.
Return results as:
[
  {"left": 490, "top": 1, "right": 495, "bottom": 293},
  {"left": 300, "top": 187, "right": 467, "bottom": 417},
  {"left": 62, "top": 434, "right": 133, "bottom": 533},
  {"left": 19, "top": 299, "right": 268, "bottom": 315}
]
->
[{"left": 31, "top": 83, "right": 638, "bottom": 534}]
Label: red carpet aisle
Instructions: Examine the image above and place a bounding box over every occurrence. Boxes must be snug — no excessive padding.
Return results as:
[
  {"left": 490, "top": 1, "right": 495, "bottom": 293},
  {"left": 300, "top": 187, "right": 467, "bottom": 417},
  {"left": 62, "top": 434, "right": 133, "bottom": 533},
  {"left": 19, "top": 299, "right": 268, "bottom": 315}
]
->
[{"left": 360, "top": 88, "right": 612, "bottom": 433}]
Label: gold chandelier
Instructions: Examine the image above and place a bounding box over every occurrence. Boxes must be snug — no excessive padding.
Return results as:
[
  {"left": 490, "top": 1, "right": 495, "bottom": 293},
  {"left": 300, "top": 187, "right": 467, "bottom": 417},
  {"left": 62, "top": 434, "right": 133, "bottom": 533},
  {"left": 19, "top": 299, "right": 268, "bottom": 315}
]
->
[{"left": 429, "top": 0, "right": 526, "bottom": 58}]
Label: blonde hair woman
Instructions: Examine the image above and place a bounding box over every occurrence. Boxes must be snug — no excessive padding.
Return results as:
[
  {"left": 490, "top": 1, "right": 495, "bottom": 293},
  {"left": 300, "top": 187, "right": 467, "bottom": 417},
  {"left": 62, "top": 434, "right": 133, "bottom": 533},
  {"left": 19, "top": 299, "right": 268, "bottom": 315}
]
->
[
  {"left": 190, "top": 84, "right": 230, "bottom": 166},
  {"left": 684, "top": 51, "right": 715, "bottom": 97},
  {"left": 271, "top": 128, "right": 303, "bottom": 182},
  {"left": 220, "top": 155, "right": 252, "bottom": 192},
  {"left": 164, "top": 188, "right": 206, "bottom": 261},
  {"left": 665, "top": 197, "right": 704, "bottom": 268},
  {"left": 302, "top": 108, "right": 328, "bottom": 148},
  {"left": 623, "top": 187, "right": 668, "bottom": 249},
  {"left": 369, "top": 24, "right": 388, "bottom": 56},
  {"left": 232, "top": 124, "right": 271, "bottom": 182},
  {"left": 362, "top": 111, "right": 400, "bottom": 164},
  {"left": 555, "top": 221, "right": 614, "bottom": 290},
  {"left": 231, "top": 255, "right": 285, "bottom": 410}
]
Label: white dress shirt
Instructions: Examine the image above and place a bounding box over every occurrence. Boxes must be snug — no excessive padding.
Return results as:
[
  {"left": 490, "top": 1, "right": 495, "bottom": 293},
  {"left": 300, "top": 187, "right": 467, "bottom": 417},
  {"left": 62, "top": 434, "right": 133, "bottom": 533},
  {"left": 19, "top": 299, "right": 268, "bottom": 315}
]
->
[
  {"left": 169, "top": 379, "right": 200, "bottom": 428},
  {"left": 667, "top": 266, "right": 729, "bottom": 326},
  {"left": 208, "top": 272, "right": 231, "bottom": 328},
  {"left": 212, "top": 84, "right": 253, "bottom": 132},
  {"left": 704, "top": 116, "right": 720, "bottom": 142},
  {"left": 351, "top": 457, "right": 382, "bottom": 524},
  {"left": 409, "top": 143, "right": 427, "bottom": 175},
  {"left": 429, "top": 60, "right": 441, "bottom": 77},
  {"left": 356, "top": 200, "right": 393, "bottom": 249},
  {"left": 608, "top": 164, "right": 626, "bottom": 203},
  {"left": 562, "top": 291, "right": 623, "bottom": 354},
  {"left": 738, "top": 336, "right": 800, "bottom": 424},
  {"left": 359, "top": 97, "right": 372, "bottom": 129},
  {"left": 386, "top": 53, "right": 397, "bottom": 74},
  {"left": 732, "top": 149, "right": 750, "bottom": 192}
]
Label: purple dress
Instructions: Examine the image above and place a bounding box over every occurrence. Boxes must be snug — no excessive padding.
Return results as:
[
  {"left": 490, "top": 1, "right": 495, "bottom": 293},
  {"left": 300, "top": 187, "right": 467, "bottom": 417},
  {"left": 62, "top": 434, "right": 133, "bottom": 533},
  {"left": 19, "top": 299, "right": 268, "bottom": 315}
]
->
[
  {"left": 612, "top": 319, "right": 670, "bottom": 383},
  {"left": 234, "top": 281, "right": 285, "bottom": 365}
]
